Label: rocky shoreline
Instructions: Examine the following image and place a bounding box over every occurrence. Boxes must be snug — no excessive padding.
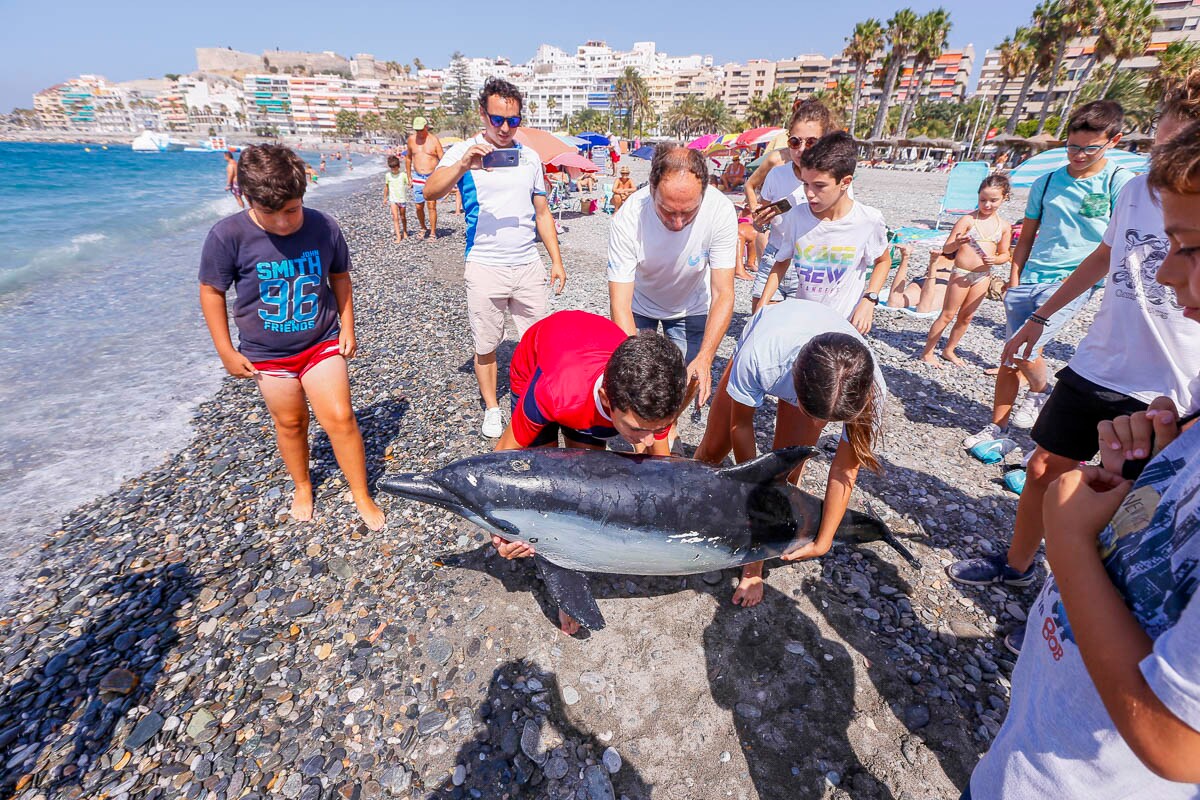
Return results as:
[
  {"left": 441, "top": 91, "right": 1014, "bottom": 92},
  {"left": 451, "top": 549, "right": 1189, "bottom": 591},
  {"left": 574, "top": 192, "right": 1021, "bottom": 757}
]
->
[{"left": 0, "top": 167, "right": 1089, "bottom": 799}]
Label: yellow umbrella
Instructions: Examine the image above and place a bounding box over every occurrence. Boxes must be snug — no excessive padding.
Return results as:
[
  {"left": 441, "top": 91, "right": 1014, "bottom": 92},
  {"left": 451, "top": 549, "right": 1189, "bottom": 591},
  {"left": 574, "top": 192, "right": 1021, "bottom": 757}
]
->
[
  {"left": 439, "top": 135, "right": 464, "bottom": 145},
  {"left": 704, "top": 133, "right": 741, "bottom": 154}
]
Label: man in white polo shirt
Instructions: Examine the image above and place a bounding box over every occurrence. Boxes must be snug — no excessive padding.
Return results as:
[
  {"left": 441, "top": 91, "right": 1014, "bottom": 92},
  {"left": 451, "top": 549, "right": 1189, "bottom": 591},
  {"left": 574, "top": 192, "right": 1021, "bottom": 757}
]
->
[
  {"left": 424, "top": 77, "right": 567, "bottom": 438},
  {"left": 607, "top": 144, "right": 737, "bottom": 406}
]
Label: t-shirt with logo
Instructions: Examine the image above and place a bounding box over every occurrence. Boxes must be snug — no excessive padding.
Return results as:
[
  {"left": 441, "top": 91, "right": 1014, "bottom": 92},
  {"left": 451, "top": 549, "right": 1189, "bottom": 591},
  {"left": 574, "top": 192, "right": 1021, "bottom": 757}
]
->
[
  {"left": 198, "top": 208, "right": 348, "bottom": 361},
  {"left": 726, "top": 299, "right": 887, "bottom": 437},
  {"left": 969, "top": 421, "right": 1200, "bottom": 799},
  {"left": 1068, "top": 175, "right": 1200, "bottom": 412},
  {"left": 384, "top": 170, "right": 410, "bottom": 203},
  {"left": 437, "top": 134, "right": 547, "bottom": 266},
  {"left": 766, "top": 200, "right": 889, "bottom": 320},
  {"left": 1022, "top": 160, "right": 1134, "bottom": 284},
  {"left": 607, "top": 185, "right": 738, "bottom": 319},
  {"left": 508, "top": 311, "right": 669, "bottom": 448}
]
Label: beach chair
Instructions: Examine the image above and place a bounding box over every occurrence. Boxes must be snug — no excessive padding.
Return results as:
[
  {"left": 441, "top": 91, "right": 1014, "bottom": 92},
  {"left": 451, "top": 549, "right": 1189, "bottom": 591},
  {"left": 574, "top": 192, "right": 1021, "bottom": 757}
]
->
[
  {"left": 601, "top": 181, "right": 615, "bottom": 214},
  {"left": 935, "top": 161, "right": 990, "bottom": 230}
]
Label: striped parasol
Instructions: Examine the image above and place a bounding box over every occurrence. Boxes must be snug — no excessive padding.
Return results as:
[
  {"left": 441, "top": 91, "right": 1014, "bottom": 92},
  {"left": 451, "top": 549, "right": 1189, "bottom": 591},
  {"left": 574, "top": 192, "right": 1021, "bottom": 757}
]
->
[{"left": 1008, "top": 148, "right": 1149, "bottom": 188}]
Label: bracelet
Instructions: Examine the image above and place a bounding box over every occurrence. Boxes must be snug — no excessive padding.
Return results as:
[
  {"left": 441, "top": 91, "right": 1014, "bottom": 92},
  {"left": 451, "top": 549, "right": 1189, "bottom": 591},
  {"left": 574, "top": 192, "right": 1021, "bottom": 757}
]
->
[{"left": 1029, "top": 313, "right": 1050, "bottom": 326}]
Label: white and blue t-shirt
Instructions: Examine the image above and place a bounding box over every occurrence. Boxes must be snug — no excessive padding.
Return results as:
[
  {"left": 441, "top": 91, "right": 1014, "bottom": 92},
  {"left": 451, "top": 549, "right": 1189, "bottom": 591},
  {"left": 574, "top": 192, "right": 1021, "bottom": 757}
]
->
[
  {"left": 970, "top": 422, "right": 1200, "bottom": 798},
  {"left": 437, "top": 134, "right": 547, "bottom": 266}
]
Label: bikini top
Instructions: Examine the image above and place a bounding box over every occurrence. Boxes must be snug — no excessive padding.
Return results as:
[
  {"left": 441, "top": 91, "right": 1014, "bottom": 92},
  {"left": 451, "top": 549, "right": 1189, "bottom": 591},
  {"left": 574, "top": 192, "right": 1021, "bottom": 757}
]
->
[{"left": 970, "top": 217, "right": 1004, "bottom": 244}]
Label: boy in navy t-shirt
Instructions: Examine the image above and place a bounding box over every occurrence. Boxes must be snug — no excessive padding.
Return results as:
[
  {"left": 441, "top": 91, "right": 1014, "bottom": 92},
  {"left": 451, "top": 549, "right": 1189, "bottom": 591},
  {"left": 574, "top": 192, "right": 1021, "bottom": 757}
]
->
[{"left": 198, "top": 144, "right": 385, "bottom": 531}]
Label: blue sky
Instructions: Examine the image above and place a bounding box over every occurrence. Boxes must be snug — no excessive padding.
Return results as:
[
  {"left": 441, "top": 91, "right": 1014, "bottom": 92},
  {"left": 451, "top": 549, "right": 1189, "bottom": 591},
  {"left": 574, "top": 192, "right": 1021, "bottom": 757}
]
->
[{"left": 1, "top": 0, "right": 1041, "bottom": 113}]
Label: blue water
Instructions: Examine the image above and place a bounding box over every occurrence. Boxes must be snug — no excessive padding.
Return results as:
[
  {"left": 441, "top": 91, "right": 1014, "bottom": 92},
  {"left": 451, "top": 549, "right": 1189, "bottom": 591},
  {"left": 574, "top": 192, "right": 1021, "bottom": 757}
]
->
[{"left": 0, "top": 142, "right": 381, "bottom": 601}]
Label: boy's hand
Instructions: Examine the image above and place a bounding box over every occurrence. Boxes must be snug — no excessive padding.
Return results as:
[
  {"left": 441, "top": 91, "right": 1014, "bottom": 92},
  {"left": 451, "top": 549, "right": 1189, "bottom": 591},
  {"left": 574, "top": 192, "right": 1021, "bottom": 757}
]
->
[
  {"left": 550, "top": 262, "right": 567, "bottom": 294},
  {"left": 339, "top": 328, "right": 357, "bottom": 359},
  {"left": 850, "top": 298, "right": 876, "bottom": 334},
  {"left": 491, "top": 535, "right": 534, "bottom": 559},
  {"left": 1098, "top": 397, "right": 1180, "bottom": 474},
  {"left": 219, "top": 350, "right": 258, "bottom": 378},
  {"left": 752, "top": 203, "right": 782, "bottom": 229},
  {"left": 1044, "top": 467, "right": 1132, "bottom": 562},
  {"left": 1002, "top": 319, "right": 1042, "bottom": 366}
]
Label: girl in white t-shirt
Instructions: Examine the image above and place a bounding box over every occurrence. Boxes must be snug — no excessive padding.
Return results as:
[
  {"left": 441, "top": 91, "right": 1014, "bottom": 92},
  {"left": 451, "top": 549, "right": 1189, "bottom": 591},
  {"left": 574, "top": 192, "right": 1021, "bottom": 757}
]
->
[{"left": 919, "top": 175, "right": 1013, "bottom": 367}]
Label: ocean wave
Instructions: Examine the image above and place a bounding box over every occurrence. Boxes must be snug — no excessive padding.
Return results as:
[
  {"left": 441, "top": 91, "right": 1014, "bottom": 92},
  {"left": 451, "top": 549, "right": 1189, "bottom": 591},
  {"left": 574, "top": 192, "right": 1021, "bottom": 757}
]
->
[{"left": 70, "top": 232, "right": 108, "bottom": 244}]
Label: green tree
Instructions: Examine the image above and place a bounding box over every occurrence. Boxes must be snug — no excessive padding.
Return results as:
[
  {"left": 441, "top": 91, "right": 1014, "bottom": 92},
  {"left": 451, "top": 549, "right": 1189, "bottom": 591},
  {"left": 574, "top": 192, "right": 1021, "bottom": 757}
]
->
[
  {"left": 446, "top": 51, "right": 473, "bottom": 116},
  {"left": 361, "top": 112, "right": 381, "bottom": 136},
  {"left": 1147, "top": 41, "right": 1200, "bottom": 109},
  {"left": 335, "top": 109, "right": 360, "bottom": 139},
  {"left": 745, "top": 86, "right": 792, "bottom": 127},
  {"left": 1078, "top": 67, "right": 1154, "bottom": 129},
  {"left": 1036, "top": 0, "right": 1099, "bottom": 134},
  {"left": 845, "top": 19, "right": 885, "bottom": 141},
  {"left": 568, "top": 107, "right": 606, "bottom": 133},
  {"left": 897, "top": 8, "right": 951, "bottom": 137},
  {"left": 1098, "top": 0, "right": 1156, "bottom": 98},
  {"left": 871, "top": 8, "right": 920, "bottom": 138},
  {"left": 698, "top": 97, "right": 734, "bottom": 134},
  {"left": 382, "top": 106, "right": 409, "bottom": 138},
  {"left": 1005, "top": 22, "right": 1052, "bottom": 134},
  {"left": 665, "top": 96, "right": 702, "bottom": 138}
]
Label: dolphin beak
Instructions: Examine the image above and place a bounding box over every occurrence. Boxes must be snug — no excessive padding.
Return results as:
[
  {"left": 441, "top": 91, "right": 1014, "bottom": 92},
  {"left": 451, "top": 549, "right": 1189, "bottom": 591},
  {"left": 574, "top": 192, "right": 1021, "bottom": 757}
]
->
[{"left": 377, "top": 474, "right": 468, "bottom": 515}]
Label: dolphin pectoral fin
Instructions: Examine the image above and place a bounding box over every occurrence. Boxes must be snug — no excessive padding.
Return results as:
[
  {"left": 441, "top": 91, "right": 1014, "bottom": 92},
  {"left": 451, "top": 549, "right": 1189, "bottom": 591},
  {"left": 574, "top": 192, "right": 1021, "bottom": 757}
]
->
[
  {"left": 717, "top": 447, "right": 816, "bottom": 483},
  {"left": 534, "top": 557, "right": 606, "bottom": 631}
]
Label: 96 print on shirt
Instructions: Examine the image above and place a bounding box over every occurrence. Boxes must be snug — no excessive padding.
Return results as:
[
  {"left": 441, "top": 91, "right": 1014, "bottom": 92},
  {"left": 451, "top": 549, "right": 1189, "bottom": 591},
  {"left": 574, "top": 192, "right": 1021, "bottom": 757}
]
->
[{"left": 256, "top": 249, "right": 324, "bottom": 333}]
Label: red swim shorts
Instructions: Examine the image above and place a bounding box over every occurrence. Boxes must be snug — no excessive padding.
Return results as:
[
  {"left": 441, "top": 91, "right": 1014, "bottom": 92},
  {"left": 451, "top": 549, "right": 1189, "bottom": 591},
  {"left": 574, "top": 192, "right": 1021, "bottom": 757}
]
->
[{"left": 252, "top": 338, "right": 342, "bottom": 380}]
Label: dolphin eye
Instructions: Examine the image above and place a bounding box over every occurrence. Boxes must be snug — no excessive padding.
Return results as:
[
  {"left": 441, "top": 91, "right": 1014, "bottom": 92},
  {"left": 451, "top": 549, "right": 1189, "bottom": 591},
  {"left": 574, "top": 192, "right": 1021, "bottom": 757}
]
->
[{"left": 529, "top": 538, "right": 539, "bottom": 543}]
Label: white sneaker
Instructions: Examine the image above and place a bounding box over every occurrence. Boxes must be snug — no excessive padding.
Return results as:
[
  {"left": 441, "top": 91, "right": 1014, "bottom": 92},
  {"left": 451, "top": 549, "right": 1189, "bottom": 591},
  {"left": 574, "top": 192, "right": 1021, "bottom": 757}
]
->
[
  {"left": 962, "top": 423, "right": 1004, "bottom": 450},
  {"left": 1011, "top": 389, "right": 1051, "bottom": 429},
  {"left": 481, "top": 407, "right": 504, "bottom": 438}
]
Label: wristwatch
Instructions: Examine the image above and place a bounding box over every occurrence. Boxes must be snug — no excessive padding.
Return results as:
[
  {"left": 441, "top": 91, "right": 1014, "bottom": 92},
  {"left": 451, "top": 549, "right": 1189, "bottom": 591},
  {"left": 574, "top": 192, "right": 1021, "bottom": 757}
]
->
[{"left": 863, "top": 292, "right": 880, "bottom": 305}]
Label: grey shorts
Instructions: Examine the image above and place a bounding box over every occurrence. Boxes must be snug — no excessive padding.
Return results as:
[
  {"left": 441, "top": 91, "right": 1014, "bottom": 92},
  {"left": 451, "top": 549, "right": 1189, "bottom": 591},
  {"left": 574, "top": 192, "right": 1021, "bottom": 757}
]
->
[{"left": 751, "top": 242, "right": 799, "bottom": 301}]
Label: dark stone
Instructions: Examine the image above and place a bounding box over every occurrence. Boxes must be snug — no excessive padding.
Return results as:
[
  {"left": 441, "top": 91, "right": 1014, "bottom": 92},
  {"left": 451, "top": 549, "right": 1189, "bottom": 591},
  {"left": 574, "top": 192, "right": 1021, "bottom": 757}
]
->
[
  {"left": 902, "top": 703, "right": 931, "bottom": 730},
  {"left": 283, "top": 599, "right": 315, "bottom": 618},
  {"left": 417, "top": 710, "right": 447, "bottom": 735},
  {"left": 44, "top": 652, "right": 70, "bottom": 677},
  {"left": 125, "top": 712, "right": 165, "bottom": 749},
  {"left": 98, "top": 668, "right": 139, "bottom": 695}
]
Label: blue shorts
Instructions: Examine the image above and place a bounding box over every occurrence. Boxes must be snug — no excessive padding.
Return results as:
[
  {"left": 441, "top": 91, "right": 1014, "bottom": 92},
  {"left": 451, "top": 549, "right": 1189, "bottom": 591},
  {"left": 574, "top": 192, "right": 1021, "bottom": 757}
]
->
[
  {"left": 633, "top": 312, "right": 706, "bottom": 364},
  {"left": 751, "top": 242, "right": 799, "bottom": 301},
  {"left": 412, "top": 171, "right": 430, "bottom": 205},
  {"left": 1003, "top": 281, "right": 1097, "bottom": 358}
]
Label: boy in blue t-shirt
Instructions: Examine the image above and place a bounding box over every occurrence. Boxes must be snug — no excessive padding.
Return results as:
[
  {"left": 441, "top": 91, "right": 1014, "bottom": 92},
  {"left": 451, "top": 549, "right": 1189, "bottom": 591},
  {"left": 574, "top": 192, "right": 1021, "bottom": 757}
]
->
[
  {"left": 964, "top": 101, "right": 1133, "bottom": 450},
  {"left": 960, "top": 124, "right": 1200, "bottom": 799},
  {"left": 198, "top": 145, "right": 385, "bottom": 531}
]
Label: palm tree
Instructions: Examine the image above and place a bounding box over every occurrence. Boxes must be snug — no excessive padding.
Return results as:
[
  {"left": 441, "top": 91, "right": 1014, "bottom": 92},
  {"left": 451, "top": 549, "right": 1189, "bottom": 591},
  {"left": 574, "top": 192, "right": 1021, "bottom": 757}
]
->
[
  {"left": 984, "top": 30, "right": 1035, "bottom": 146},
  {"left": 1006, "top": 18, "right": 1056, "bottom": 134},
  {"left": 745, "top": 86, "right": 793, "bottom": 127},
  {"left": 611, "top": 67, "right": 652, "bottom": 137},
  {"left": 898, "top": 8, "right": 952, "bottom": 136},
  {"left": 1098, "top": 0, "right": 1157, "bottom": 97},
  {"left": 870, "top": 8, "right": 920, "bottom": 139},
  {"left": 1077, "top": 68, "right": 1154, "bottom": 130},
  {"left": 412, "top": 58, "right": 424, "bottom": 73},
  {"left": 1036, "top": 0, "right": 1099, "bottom": 134},
  {"left": 845, "top": 19, "right": 885, "bottom": 142},
  {"left": 1146, "top": 41, "right": 1200, "bottom": 109}
]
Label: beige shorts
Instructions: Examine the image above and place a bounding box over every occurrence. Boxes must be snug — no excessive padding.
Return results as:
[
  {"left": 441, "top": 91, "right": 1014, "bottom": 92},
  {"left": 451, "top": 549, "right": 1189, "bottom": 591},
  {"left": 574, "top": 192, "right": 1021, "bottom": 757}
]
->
[{"left": 464, "top": 258, "right": 549, "bottom": 355}]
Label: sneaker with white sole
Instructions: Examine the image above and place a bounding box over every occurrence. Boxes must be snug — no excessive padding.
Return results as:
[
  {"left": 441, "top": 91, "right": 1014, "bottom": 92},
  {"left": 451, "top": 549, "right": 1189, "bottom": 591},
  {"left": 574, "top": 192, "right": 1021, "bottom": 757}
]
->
[
  {"left": 1004, "top": 623, "right": 1027, "bottom": 655},
  {"left": 1010, "top": 389, "right": 1051, "bottom": 429},
  {"left": 481, "top": 407, "right": 504, "bottom": 438},
  {"left": 946, "top": 554, "right": 1038, "bottom": 587},
  {"left": 962, "top": 423, "right": 1004, "bottom": 450}
]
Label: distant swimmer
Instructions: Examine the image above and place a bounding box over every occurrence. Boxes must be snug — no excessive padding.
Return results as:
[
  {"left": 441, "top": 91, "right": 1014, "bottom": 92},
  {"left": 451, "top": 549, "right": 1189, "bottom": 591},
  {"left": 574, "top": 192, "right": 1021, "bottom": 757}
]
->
[
  {"left": 224, "top": 151, "right": 244, "bottom": 209},
  {"left": 407, "top": 117, "right": 444, "bottom": 238},
  {"left": 319, "top": 154, "right": 327, "bottom": 173}
]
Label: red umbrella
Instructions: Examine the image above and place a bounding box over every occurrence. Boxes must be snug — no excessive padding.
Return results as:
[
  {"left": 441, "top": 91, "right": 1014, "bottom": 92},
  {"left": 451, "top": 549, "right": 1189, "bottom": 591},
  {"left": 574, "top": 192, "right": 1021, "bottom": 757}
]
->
[
  {"left": 514, "top": 128, "right": 574, "bottom": 163},
  {"left": 546, "top": 152, "right": 600, "bottom": 174},
  {"left": 737, "top": 126, "right": 781, "bottom": 147}
]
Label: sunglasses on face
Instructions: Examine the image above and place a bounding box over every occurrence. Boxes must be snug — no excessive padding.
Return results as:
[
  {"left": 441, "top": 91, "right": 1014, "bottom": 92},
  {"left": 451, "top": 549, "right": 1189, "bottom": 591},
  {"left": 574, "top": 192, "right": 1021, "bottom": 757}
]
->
[
  {"left": 1065, "top": 139, "right": 1112, "bottom": 155},
  {"left": 487, "top": 114, "right": 522, "bottom": 129},
  {"left": 789, "top": 136, "right": 819, "bottom": 149}
]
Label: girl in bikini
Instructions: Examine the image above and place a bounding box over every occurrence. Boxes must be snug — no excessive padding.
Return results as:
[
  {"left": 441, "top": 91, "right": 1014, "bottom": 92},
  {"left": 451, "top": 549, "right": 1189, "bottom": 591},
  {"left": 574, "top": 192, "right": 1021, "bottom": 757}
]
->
[{"left": 919, "top": 175, "right": 1013, "bottom": 368}]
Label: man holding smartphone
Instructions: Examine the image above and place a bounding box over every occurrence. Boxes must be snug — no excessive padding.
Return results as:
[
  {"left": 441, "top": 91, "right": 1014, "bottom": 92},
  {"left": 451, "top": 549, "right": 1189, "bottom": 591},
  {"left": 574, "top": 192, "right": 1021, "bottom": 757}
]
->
[{"left": 423, "top": 78, "right": 567, "bottom": 438}]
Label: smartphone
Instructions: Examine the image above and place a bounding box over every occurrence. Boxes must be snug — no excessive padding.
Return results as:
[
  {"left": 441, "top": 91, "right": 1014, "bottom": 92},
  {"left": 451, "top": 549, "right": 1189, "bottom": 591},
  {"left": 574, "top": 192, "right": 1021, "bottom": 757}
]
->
[
  {"left": 482, "top": 148, "right": 520, "bottom": 169},
  {"left": 767, "top": 197, "right": 793, "bottom": 215}
]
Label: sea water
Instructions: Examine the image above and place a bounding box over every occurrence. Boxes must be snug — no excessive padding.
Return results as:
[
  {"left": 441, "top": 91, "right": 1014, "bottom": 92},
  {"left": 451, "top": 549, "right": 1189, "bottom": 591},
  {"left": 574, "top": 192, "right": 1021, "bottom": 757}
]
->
[{"left": 0, "top": 142, "right": 381, "bottom": 601}]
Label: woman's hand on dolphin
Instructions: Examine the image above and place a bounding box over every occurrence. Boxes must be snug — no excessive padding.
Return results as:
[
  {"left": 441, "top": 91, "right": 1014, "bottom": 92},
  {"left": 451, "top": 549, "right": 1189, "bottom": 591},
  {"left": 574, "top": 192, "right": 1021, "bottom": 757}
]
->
[
  {"left": 780, "top": 539, "right": 830, "bottom": 562},
  {"left": 491, "top": 535, "right": 534, "bottom": 559}
]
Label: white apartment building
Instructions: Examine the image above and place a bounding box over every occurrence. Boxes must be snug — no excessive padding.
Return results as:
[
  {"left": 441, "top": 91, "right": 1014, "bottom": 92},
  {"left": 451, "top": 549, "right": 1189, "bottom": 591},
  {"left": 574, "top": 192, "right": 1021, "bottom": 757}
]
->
[
  {"left": 828, "top": 45, "right": 975, "bottom": 106},
  {"left": 774, "top": 54, "right": 834, "bottom": 98}
]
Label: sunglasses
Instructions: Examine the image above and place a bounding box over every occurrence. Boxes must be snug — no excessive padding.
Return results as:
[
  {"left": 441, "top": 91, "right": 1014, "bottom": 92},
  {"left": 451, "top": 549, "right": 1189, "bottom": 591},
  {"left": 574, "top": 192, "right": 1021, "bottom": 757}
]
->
[
  {"left": 487, "top": 114, "right": 522, "bottom": 129},
  {"left": 1064, "top": 139, "right": 1112, "bottom": 155},
  {"left": 788, "top": 136, "right": 819, "bottom": 149}
]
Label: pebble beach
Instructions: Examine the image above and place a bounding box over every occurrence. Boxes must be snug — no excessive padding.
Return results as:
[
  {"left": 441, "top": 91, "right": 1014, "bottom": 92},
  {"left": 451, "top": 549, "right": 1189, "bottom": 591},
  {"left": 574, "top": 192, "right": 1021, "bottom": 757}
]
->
[{"left": 0, "top": 163, "right": 1099, "bottom": 800}]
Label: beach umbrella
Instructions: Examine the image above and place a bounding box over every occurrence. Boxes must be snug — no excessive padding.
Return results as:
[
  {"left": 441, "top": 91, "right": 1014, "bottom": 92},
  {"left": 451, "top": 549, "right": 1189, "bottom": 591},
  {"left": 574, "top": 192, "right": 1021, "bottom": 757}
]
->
[
  {"left": 987, "top": 133, "right": 1026, "bottom": 145},
  {"left": 546, "top": 152, "right": 600, "bottom": 174},
  {"left": 704, "top": 133, "right": 742, "bottom": 154},
  {"left": 687, "top": 133, "right": 721, "bottom": 150},
  {"left": 1025, "top": 132, "right": 1062, "bottom": 149},
  {"left": 554, "top": 133, "right": 589, "bottom": 148},
  {"left": 1008, "top": 147, "right": 1149, "bottom": 188},
  {"left": 630, "top": 144, "right": 655, "bottom": 160},
  {"left": 514, "top": 127, "right": 574, "bottom": 163},
  {"left": 737, "top": 126, "right": 781, "bottom": 147},
  {"left": 440, "top": 135, "right": 464, "bottom": 145},
  {"left": 576, "top": 131, "right": 609, "bottom": 147}
]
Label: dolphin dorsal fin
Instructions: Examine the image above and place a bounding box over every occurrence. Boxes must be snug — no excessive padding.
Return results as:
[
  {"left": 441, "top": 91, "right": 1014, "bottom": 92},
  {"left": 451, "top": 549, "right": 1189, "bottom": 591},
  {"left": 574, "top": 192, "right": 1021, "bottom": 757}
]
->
[{"left": 716, "top": 447, "right": 816, "bottom": 483}]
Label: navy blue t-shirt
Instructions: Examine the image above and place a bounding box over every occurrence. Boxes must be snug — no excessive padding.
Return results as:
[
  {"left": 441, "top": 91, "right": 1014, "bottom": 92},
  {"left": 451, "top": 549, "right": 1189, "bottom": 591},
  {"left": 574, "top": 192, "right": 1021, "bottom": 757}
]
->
[{"left": 199, "top": 208, "right": 350, "bottom": 361}]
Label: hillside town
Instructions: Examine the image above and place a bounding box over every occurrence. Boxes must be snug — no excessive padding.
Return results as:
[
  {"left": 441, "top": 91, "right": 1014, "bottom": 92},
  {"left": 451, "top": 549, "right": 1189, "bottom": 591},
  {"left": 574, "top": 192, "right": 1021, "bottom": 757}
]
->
[{"left": 7, "top": 0, "right": 1198, "bottom": 143}]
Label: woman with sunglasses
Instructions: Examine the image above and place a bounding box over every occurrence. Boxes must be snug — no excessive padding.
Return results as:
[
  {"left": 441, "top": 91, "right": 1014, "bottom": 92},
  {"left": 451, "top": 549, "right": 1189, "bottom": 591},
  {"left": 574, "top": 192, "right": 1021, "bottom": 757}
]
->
[{"left": 743, "top": 100, "right": 837, "bottom": 304}]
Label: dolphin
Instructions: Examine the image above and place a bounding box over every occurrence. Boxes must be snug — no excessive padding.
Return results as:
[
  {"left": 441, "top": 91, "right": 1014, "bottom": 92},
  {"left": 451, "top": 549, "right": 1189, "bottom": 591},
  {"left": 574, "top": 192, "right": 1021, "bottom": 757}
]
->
[{"left": 378, "top": 446, "right": 918, "bottom": 630}]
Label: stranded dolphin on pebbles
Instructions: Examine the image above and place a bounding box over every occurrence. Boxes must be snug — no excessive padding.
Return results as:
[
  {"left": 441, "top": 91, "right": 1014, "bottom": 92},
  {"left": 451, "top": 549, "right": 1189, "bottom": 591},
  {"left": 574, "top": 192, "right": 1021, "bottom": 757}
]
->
[{"left": 378, "top": 446, "right": 918, "bottom": 629}]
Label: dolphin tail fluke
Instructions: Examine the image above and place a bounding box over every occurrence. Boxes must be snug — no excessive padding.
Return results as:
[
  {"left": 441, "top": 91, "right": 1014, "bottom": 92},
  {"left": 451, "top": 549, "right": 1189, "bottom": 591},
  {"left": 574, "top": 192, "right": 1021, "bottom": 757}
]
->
[
  {"left": 843, "top": 508, "right": 922, "bottom": 568},
  {"left": 717, "top": 447, "right": 816, "bottom": 484},
  {"left": 534, "top": 557, "right": 606, "bottom": 631}
]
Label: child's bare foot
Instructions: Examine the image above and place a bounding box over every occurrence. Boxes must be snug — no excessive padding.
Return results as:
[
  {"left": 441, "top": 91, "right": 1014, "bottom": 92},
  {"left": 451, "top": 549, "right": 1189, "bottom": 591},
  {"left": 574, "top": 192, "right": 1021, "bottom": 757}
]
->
[
  {"left": 558, "top": 609, "right": 581, "bottom": 635},
  {"left": 917, "top": 352, "right": 943, "bottom": 368},
  {"left": 942, "top": 349, "right": 968, "bottom": 367},
  {"left": 732, "top": 575, "right": 764, "bottom": 607},
  {"left": 354, "top": 495, "right": 386, "bottom": 531},
  {"left": 734, "top": 269, "right": 754, "bottom": 281},
  {"left": 291, "top": 485, "right": 314, "bottom": 522},
  {"left": 984, "top": 366, "right": 1000, "bottom": 375},
  {"left": 394, "top": 236, "right": 403, "bottom": 243}
]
